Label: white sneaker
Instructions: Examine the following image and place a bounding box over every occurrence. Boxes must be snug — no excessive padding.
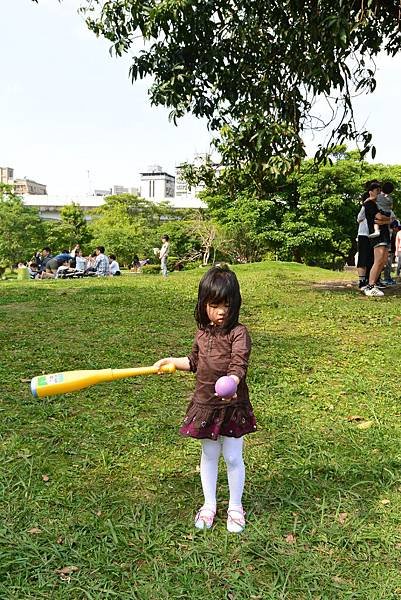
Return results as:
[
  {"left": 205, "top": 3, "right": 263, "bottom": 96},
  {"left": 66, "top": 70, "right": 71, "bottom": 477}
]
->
[
  {"left": 368, "top": 231, "right": 380, "bottom": 238},
  {"left": 364, "top": 285, "right": 384, "bottom": 297},
  {"left": 227, "top": 507, "right": 246, "bottom": 533}
]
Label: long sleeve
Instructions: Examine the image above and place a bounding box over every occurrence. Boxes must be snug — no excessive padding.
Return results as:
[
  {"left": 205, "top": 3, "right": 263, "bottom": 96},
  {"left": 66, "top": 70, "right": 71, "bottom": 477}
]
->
[
  {"left": 356, "top": 207, "right": 365, "bottom": 223},
  {"left": 187, "top": 334, "right": 200, "bottom": 373},
  {"left": 227, "top": 326, "right": 251, "bottom": 382},
  {"left": 364, "top": 200, "right": 378, "bottom": 235}
]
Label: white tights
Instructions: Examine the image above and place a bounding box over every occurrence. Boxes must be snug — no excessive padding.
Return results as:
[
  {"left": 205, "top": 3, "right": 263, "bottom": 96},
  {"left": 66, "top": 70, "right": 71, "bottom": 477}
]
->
[{"left": 200, "top": 436, "right": 245, "bottom": 511}]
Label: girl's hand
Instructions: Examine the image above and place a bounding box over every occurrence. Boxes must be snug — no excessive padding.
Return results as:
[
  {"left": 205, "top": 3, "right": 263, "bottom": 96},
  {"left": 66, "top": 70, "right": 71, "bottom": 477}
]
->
[
  {"left": 214, "top": 375, "right": 239, "bottom": 402},
  {"left": 215, "top": 392, "right": 238, "bottom": 403},
  {"left": 153, "top": 357, "right": 174, "bottom": 372}
]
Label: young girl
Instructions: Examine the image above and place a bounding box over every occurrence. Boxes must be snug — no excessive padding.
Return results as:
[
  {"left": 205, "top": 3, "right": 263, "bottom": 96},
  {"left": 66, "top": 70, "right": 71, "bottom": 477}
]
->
[{"left": 153, "top": 265, "right": 256, "bottom": 533}]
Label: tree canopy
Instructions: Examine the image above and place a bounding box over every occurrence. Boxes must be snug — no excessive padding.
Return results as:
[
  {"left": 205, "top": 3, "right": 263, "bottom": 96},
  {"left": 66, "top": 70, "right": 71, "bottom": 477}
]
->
[
  {"left": 78, "top": 0, "right": 401, "bottom": 176},
  {"left": 0, "top": 185, "right": 44, "bottom": 267}
]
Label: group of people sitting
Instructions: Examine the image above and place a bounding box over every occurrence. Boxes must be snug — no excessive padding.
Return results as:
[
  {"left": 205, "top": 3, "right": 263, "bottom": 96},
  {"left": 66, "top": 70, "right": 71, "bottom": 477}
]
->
[
  {"left": 356, "top": 180, "right": 401, "bottom": 297},
  {"left": 22, "top": 245, "right": 121, "bottom": 279}
]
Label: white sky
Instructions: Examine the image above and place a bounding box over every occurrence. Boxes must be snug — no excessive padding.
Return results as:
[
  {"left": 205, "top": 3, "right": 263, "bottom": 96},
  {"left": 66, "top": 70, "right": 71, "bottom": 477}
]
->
[{"left": 1, "top": 0, "right": 401, "bottom": 195}]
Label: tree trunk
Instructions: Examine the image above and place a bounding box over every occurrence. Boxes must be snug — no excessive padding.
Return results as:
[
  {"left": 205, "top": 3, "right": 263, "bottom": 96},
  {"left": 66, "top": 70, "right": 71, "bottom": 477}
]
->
[{"left": 293, "top": 248, "right": 303, "bottom": 263}]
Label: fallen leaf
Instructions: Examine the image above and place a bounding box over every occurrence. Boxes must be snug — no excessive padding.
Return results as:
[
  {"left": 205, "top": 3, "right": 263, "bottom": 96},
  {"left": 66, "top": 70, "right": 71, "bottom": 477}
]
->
[
  {"left": 332, "top": 575, "right": 348, "bottom": 585},
  {"left": 55, "top": 565, "right": 79, "bottom": 576},
  {"left": 284, "top": 533, "right": 296, "bottom": 544},
  {"left": 56, "top": 536, "right": 63, "bottom": 544},
  {"left": 42, "top": 474, "right": 50, "bottom": 482},
  {"left": 96, "top": 510, "right": 102, "bottom": 517},
  {"left": 28, "top": 527, "right": 41, "bottom": 534},
  {"left": 395, "top": 542, "right": 401, "bottom": 549},
  {"left": 338, "top": 512, "right": 347, "bottom": 525},
  {"left": 347, "top": 415, "right": 365, "bottom": 422},
  {"left": 20, "top": 378, "right": 31, "bottom": 383},
  {"left": 357, "top": 420, "right": 373, "bottom": 430},
  {"left": 380, "top": 499, "right": 390, "bottom": 505}
]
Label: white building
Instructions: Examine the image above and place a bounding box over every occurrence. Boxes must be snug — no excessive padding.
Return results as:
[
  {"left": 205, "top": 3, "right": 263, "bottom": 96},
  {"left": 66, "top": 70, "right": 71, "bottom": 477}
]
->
[
  {"left": 22, "top": 195, "right": 105, "bottom": 220},
  {"left": 23, "top": 193, "right": 205, "bottom": 220},
  {"left": 175, "top": 153, "right": 211, "bottom": 199},
  {"left": 140, "top": 165, "right": 175, "bottom": 201},
  {"left": 112, "top": 185, "right": 129, "bottom": 195}
]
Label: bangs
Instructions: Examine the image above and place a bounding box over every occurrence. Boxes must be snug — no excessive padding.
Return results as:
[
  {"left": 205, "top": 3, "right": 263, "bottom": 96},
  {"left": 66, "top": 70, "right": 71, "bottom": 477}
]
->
[
  {"left": 204, "top": 276, "right": 234, "bottom": 305},
  {"left": 195, "top": 266, "right": 242, "bottom": 331}
]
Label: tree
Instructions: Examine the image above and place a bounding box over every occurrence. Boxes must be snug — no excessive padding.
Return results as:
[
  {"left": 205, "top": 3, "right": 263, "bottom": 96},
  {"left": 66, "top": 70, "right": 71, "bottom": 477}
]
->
[
  {"left": 42, "top": 203, "right": 92, "bottom": 252},
  {"left": 199, "top": 149, "right": 401, "bottom": 268},
  {"left": 79, "top": 0, "right": 401, "bottom": 178},
  {"left": 0, "top": 184, "right": 45, "bottom": 267},
  {"left": 59, "top": 203, "right": 91, "bottom": 247}
]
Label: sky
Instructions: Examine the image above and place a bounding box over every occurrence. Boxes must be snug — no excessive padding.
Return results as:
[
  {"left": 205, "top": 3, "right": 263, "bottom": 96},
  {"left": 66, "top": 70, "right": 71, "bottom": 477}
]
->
[{"left": 1, "top": 0, "right": 401, "bottom": 195}]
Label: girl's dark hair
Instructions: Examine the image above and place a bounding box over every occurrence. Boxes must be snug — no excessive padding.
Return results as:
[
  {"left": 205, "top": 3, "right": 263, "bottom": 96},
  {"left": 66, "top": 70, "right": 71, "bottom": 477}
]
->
[
  {"left": 195, "top": 265, "right": 241, "bottom": 332},
  {"left": 368, "top": 182, "right": 381, "bottom": 192}
]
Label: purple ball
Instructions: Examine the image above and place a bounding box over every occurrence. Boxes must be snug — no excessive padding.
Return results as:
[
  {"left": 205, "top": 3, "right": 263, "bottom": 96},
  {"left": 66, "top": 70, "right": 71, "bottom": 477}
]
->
[{"left": 215, "top": 376, "right": 237, "bottom": 398}]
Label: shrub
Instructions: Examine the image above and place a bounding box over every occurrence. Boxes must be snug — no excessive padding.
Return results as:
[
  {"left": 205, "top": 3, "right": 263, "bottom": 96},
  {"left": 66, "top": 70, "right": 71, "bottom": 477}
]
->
[{"left": 141, "top": 264, "right": 161, "bottom": 275}]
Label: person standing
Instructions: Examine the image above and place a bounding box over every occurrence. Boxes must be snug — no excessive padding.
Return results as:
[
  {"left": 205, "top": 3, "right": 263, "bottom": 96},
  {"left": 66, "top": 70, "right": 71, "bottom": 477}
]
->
[
  {"left": 396, "top": 225, "right": 401, "bottom": 277},
  {"left": 363, "top": 183, "right": 391, "bottom": 297},
  {"left": 356, "top": 193, "right": 374, "bottom": 290},
  {"left": 159, "top": 234, "right": 170, "bottom": 278},
  {"left": 153, "top": 266, "right": 256, "bottom": 533},
  {"left": 383, "top": 220, "right": 400, "bottom": 284}
]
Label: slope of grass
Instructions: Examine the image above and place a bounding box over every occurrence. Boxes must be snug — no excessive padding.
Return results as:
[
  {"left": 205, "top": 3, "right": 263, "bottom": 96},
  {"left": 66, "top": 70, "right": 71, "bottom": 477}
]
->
[{"left": 1, "top": 262, "right": 401, "bottom": 599}]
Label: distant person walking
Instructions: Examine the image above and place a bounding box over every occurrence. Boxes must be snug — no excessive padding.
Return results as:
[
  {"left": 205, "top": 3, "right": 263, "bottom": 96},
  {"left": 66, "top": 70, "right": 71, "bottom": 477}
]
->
[{"left": 159, "top": 234, "right": 170, "bottom": 278}]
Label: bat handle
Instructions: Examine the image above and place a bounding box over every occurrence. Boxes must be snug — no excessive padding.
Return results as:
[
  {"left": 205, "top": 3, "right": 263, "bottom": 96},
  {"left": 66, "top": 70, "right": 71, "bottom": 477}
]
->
[{"left": 158, "top": 363, "right": 176, "bottom": 374}]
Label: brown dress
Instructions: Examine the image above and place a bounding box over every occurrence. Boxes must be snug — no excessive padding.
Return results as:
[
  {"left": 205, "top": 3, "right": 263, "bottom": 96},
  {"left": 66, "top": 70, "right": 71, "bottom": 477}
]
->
[{"left": 179, "top": 323, "right": 257, "bottom": 440}]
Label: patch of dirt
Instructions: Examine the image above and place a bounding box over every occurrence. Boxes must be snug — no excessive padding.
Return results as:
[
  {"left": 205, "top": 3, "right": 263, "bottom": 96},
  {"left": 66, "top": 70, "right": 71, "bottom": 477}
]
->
[
  {"left": 312, "top": 281, "right": 401, "bottom": 295},
  {"left": 0, "top": 302, "right": 38, "bottom": 312},
  {"left": 312, "top": 281, "right": 355, "bottom": 290}
]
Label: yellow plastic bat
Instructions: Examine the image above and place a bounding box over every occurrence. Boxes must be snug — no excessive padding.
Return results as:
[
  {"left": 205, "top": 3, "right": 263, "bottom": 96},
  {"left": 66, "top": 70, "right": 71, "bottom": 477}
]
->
[{"left": 30, "top": 363, "right": 176, "bottom": 398}]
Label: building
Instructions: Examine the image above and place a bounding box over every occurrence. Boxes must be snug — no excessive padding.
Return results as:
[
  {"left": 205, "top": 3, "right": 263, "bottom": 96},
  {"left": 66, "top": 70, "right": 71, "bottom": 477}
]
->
[
  {"left": 0, "top": 166, "right": 47, "bottom": 194},
  {"left": 94, "top": 188, "right": 112, "bottom": 197},
  {"left": 0, "top": 166, "right": 14, "bottom": 184},
  {"left": 22, "top": 195, "right": 104, "bottom": 220},
  {"left": 112, "top": 185, "right": 129, "bottom": 195},
  {"left": 140, "top": 165, "right": 175, "bottom": 201},
  {"left": 14, "top": 178, "right": 47, "bottom": 195},
  {"left": 175, "top": 153, "right": 211, "bottom": 199},
  {"left": 22, "top": 193, "right": 205, "bottom": 220}
]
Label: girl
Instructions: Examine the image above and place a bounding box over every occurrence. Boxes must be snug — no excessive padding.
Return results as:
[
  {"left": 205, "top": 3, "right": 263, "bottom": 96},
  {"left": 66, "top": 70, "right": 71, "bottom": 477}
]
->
[{"left": 153, "top": 265, "right": 256, "bottom": 533}]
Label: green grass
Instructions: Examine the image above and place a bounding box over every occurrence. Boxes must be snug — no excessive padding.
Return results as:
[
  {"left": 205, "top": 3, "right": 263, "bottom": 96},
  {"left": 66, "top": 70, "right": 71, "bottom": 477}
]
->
[{"left": 1, "top": 262, "right": 401, "bottom": 599}]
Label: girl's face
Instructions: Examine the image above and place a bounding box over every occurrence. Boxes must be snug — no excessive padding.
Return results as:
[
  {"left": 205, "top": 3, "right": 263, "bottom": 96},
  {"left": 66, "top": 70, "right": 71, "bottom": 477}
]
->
[{"left": 206, "top": 301, "right": 229, "bottom": 326}]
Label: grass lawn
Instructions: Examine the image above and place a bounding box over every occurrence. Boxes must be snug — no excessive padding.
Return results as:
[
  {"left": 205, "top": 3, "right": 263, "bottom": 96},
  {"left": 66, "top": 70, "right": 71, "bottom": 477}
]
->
[{"left": 1, "top": 262, "right": 401, "bottom": 599}]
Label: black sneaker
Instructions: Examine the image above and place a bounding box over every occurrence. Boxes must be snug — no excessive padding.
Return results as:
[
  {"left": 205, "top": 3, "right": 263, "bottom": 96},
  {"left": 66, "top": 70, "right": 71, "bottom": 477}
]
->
[
  {"left": 376, "top": 280, "right": 386, "bottom": 289},
  {"left": 358, "top": 279, "right": 368, "bottom": 289}
]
